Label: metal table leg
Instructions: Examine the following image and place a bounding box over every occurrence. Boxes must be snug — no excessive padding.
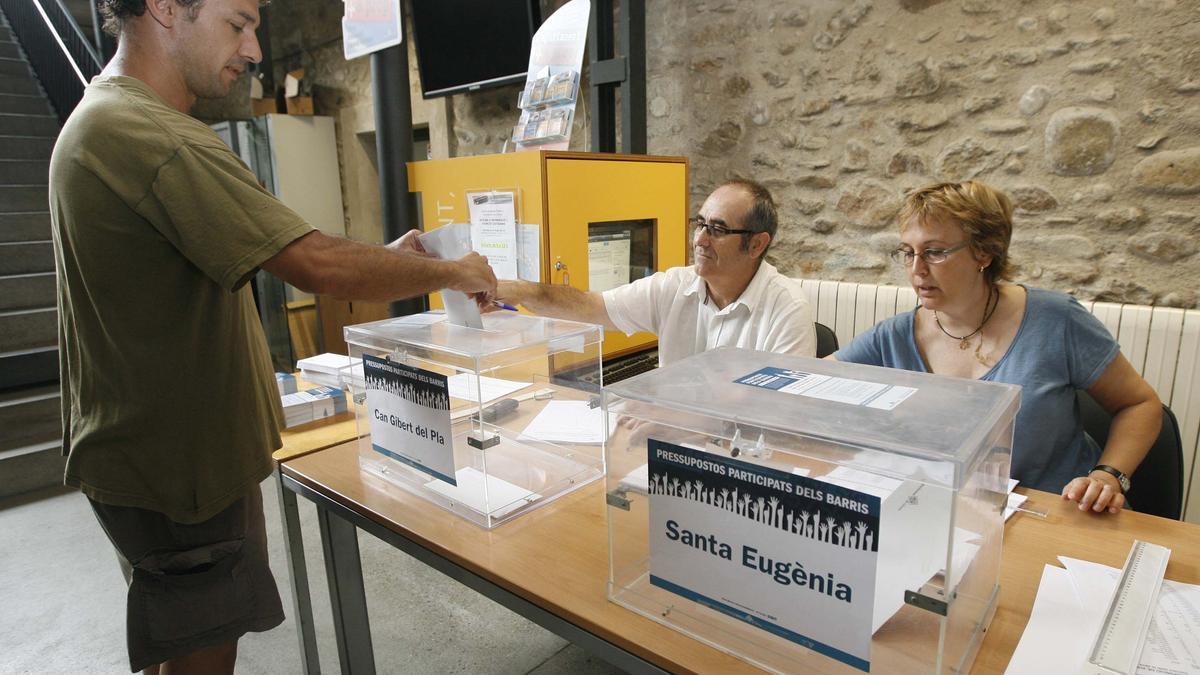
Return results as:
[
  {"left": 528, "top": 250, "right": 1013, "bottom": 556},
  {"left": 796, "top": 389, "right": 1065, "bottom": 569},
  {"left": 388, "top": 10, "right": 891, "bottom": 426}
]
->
[
  {"left": 275, "top": 470, "right": 321, "bottom": 675},
  {"left": 318, "top": 505, "right": 376, "bottom": 674}
]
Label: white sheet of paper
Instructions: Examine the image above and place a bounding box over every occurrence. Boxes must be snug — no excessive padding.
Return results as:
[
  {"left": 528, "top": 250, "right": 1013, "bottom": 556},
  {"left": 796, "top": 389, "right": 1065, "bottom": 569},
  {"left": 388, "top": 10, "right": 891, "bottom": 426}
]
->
[
  {"left": 1058, "top": 556, "right": 1200, "bottom": 675},
  {"left": 521, "top": 400, "right": 613, "bottom": 444},
  {"left": 389, "top": 312, "right": 446, "bottom": 326},
  {"left": 418, "top": 224, "right": 483, "bottom": 329},
  {"left": 296, "top": 352, "right": 352, "bottom": 374},
  {"left": 618, "top": 463, "right": 649, "bottom": 494},
  {"left": 1005, "top": 564, "right": 1107, "bottom": 675},
  {"left": 517, "top": 223, "right": 541, "bottom": 282},
  {"left": 821, "top": 465, "right": 903, "bottom": 500},
  {"left": 424, "top": 465, "right": 538, "bottom": 518},
  {"left": 1004, "top": 492, "right": 1028, "bottom": 521},
  {"left": 467, "top": 191, "right": 519, "bottom": 281},
  {"left": 1008, "top": 557, "right": 1200, "bottom": 675},
  {"left": 446, "top": 374, "right": 531, "bottom": 404}
]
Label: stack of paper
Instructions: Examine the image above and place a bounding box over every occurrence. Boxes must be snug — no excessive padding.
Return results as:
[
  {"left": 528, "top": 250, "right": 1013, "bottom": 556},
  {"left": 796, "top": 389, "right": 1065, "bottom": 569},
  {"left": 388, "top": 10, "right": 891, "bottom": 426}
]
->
[
  {"left": 275, "top": 372, "right": 297, "bottom": 396},
  {"left": 295, "top": 348, "right": 360, "bottom": 386},
  {"left": 282, "top": 386, "right": 347, "bottom": 428}
]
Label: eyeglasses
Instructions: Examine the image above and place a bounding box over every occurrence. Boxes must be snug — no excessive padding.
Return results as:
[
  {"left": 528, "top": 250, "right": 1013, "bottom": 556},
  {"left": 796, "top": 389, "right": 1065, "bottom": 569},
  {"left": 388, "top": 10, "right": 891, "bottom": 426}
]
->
[
  {"left": 690, "top": 216, "right": 756, "bottom": 238},
  {"left": 889, "top": 242, "right": 970, "bottom": 266}
]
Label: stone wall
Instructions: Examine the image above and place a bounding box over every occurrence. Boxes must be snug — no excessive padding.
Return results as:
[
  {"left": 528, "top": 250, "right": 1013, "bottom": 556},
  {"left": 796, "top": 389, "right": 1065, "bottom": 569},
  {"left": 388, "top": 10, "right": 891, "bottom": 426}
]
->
[
  {"left": 261, "top": 0, "right": 1198, "bottom": 307},
  {"left": 640, "top": 0, "right": 1199, "bottom": 307}
]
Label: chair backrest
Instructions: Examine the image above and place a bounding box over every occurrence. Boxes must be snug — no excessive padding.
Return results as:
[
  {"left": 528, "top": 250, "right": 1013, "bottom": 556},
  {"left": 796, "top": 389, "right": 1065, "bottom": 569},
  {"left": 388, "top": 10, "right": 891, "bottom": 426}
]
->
[
  {"left": 1077, "top": 391, "right": 1184, "bottom": 520},
  {"left": 814, "top": 322, "right": 839, "bottom": 358}
]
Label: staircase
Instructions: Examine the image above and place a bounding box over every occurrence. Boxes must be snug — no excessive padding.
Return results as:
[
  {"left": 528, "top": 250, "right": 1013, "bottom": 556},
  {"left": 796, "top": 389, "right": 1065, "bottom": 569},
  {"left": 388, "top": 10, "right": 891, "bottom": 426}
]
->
[{"left": 0, "top": 11, "right": 64, "bottom": 499}]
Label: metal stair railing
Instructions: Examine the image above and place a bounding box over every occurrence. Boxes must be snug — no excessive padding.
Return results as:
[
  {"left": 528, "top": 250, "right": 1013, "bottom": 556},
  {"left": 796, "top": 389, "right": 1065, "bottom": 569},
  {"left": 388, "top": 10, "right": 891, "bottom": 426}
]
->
[{"left": 0, "top": 0, "right": 102, "bottom": 123}]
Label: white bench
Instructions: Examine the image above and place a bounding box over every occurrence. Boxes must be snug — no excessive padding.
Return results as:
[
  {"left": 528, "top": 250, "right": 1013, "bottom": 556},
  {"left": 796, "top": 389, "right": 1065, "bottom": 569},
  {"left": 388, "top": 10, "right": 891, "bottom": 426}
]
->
[{"left": 797, "top": 279, "right": 1200, "bottom": 525}]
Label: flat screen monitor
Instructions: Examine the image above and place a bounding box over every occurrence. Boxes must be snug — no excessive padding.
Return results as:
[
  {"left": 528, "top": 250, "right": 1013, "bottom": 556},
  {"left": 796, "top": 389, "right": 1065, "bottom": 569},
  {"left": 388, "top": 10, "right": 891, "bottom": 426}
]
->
[{"left": 410, "top": 0, "right": 541, "bottom": 99}]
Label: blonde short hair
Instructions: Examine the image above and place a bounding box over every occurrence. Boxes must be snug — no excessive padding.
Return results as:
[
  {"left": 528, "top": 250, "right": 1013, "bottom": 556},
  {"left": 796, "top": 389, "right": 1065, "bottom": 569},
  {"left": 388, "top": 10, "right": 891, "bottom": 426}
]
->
[{"left": 899, "top": 181, "right": 1015, "bottom": 284}]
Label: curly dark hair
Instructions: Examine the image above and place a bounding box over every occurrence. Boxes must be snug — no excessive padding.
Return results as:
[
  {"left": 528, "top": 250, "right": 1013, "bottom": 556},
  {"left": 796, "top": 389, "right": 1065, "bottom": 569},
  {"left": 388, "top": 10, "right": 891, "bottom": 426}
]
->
[{"left": 98, "top": 0, "right": 206, "bottom": 36}]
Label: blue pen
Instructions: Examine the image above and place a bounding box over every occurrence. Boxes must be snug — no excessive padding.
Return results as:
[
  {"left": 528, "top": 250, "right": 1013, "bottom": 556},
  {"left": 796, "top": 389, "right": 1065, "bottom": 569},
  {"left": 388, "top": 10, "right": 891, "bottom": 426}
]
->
[{"left": 493, "top": 301, "right": 519, "bottom": 311}]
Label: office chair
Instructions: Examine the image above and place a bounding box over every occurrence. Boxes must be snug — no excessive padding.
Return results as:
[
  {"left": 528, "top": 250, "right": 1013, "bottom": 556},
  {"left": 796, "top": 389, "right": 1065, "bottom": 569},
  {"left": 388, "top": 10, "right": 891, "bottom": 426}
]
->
[
  {"left": 815, "top": 322, "right": 839, "bottom": 358},
  {"left": 1076, "top": 391, "right": 1184, "bottom": 520}
]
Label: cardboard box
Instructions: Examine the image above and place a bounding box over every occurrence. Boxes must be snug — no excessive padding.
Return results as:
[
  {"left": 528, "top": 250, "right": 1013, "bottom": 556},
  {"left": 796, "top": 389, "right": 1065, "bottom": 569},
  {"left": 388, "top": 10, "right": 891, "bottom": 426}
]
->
[
  {"left": 283, "top": 68, "right": 313, "bottom": 115},
  {"left": 251, "top": 97, "right": 279, "bottom": 116},
  {"left": 285, "top": 96, "right": 313, "bottom": 115}
]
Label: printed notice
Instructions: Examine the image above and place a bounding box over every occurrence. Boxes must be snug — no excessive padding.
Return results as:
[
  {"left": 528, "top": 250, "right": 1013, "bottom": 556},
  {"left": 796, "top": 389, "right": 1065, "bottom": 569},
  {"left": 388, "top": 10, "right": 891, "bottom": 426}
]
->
[
  {"left": 648, "top": 439, "right": 880, "bottom": 672},
  {"left": 467, "top": 191, "right": 519, "bottom": 280},
  {"left": 517, "top": 223, "right": 541, "bottom": 282},
  {"left": 363, "top": 354, "right": 456, "bottom": 485},
  {"left": 735, "top": 367, "right": 917, "bottom": 411}
]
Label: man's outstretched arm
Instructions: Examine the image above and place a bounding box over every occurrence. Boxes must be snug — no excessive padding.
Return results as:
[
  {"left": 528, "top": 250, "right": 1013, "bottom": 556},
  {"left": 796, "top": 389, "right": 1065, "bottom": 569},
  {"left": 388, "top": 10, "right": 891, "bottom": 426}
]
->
[
  {"left": 492, "top": 280, "right": 618, "bottom": 330},
  {"left": 262, "top": 230, "right": 496, "bottom": 301}
]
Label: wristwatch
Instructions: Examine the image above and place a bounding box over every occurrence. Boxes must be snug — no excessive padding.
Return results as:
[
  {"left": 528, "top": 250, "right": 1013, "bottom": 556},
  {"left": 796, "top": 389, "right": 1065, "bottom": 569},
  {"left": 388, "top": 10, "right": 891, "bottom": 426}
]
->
[{"left": 1090, "top": 464, "right": 1131, "bottom": 493}]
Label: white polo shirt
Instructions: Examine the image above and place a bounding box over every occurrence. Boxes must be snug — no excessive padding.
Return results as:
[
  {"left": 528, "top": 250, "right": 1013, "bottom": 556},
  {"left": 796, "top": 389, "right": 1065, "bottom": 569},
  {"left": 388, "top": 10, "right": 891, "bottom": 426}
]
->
[{"left": 601, "top": 262, "right": 816, "bottom": 366}]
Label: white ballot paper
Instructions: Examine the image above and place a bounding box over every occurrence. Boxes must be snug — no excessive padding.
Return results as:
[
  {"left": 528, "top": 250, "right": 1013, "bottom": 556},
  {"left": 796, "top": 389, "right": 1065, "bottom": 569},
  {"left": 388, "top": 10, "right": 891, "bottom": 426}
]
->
[
  {"left": 424, "top": 465, "right": 538, "bottom": 519},
  {"left": 521, "top": 400, "right": 614, "bottom": 444},
  {"left": 418, "top": 224, "right": 483, "bottom": 329},
  {"left": 467, "top": 191, "right": 519, "bottom": 281},
  {"left": 446, "top": 373, "right": 531, "bottom": 404},
  {"left": 1006, "top": 558, "right": 1200, "bottom": 675}
]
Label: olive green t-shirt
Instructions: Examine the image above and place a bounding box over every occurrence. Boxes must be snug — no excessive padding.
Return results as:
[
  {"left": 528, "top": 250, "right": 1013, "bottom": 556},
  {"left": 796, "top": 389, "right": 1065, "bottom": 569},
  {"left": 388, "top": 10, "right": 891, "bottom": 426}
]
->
[{"left": 49, "top": 75, "right": 314, "bottom": 523}]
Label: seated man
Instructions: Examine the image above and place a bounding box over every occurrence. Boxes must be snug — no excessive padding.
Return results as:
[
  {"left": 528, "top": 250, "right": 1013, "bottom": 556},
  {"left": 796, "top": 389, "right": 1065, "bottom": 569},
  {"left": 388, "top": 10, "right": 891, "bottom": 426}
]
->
[{"left": 490, "top": 179, "right": 816, "bottom": 364}]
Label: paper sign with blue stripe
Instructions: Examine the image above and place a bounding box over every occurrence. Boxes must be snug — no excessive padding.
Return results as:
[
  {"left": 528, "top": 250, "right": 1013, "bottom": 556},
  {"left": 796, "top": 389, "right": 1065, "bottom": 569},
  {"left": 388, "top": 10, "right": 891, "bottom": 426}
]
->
[
  {"left": 647, "top": 438, "right": 880, "bottom": 672},
  {"left": 363, "top": 354, "right": 457, "bottom": 486}
]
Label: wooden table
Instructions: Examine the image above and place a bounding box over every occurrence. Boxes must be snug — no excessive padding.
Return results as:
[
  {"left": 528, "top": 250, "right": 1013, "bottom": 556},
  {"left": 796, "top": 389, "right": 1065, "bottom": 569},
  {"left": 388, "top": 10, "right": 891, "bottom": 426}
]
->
[{"left": 279, "top": 441, "right": 1200, "bottom": 674}]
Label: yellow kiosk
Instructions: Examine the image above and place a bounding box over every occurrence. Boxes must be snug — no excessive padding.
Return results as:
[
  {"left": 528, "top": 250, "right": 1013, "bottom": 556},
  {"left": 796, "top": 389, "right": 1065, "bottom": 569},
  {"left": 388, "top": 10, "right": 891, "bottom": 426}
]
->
[{"left": 408, "top": 151, "right": 689, "bottom": 365}]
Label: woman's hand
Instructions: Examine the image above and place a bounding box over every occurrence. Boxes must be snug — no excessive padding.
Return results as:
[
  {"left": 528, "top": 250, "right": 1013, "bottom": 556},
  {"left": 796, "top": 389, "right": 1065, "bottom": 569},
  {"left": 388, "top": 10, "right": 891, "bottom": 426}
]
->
[{"left": 1062, "top": 471, "right": 1125, "bottom": 514}]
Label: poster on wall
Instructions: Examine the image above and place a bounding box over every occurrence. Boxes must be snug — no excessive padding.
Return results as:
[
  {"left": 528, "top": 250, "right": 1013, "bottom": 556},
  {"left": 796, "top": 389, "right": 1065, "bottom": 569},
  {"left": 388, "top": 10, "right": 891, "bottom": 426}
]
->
[
  {"left": 342, "top": 0, "right": 403, "bottom": 61},
  {"left": 647, "top": 439, "right": 881, "bottom": 672},
  {"left": 466, "top": 191, "right": 520, "bottom": 281},
  {"left": 363, "top": 354, "right": 457, "bottom": 485}
]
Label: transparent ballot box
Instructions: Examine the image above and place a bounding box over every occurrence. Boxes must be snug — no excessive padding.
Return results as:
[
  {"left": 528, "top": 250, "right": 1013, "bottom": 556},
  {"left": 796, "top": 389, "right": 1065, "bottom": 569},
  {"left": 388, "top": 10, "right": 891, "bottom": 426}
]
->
[
  {"left": 602, "top": 347, "right": 1019, "bottom": 674},
  {"left": 344, "top": 312, "right": 605, "bottom": 529}
]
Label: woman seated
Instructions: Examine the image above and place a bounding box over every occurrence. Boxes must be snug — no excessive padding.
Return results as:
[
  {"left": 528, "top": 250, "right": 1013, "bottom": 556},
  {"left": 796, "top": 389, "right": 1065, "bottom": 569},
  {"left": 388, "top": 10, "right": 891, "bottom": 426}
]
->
[{"left": 832, "top": 180, "right": 1162, "bottom": 515}]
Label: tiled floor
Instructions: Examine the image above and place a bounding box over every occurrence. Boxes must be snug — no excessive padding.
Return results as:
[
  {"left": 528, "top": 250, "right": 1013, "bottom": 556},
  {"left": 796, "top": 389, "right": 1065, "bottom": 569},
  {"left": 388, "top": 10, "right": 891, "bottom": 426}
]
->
[{"left": 0, "top": 480, "right": 626, "bottom": 674}]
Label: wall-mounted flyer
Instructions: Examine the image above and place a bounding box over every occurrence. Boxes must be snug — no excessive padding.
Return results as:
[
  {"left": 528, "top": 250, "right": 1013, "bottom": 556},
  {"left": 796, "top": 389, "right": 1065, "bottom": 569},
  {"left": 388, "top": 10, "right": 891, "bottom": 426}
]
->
[
  {"left": 363, "top": 354, "right": 456, "bottom": 485},
  {"left": 647, "top": 439, "right": 881, "bottom": 672},
  {"left": 466, "top": 191, "right": 519, "bottom": 281}
]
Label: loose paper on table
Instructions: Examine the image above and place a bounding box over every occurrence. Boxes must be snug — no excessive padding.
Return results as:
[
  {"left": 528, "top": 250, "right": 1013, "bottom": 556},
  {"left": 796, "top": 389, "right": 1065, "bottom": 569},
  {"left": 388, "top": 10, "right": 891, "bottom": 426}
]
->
[{"left": 1006, "top": 557, "right": 1200, "bottom": 675}]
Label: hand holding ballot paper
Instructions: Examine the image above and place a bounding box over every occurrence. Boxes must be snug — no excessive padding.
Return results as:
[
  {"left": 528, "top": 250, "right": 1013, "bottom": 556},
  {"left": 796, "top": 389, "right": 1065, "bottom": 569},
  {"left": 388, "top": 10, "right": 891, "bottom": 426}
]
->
[{"left": 418, "top": 224, "right": 497, "bottom": 329}]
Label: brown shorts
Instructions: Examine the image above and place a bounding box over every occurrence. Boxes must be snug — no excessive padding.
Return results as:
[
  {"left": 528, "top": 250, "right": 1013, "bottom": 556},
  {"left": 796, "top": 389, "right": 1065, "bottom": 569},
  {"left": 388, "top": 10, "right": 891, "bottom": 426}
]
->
[{"left": 88, "top": 484, "right": 285, "bottom": 672}]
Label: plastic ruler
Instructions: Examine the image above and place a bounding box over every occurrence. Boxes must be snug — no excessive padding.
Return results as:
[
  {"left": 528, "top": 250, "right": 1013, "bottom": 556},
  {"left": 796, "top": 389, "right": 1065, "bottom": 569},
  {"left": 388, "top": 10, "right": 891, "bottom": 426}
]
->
[{"left": 1088, "top": 539, "right": 1172, "bottom": 674}]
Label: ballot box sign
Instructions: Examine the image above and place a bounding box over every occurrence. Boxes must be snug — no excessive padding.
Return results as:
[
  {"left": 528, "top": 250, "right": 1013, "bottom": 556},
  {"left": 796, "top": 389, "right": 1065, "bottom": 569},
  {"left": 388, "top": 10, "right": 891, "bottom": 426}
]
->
[
  {"left": 363, "top": 354, "right": 457, "bottom": 485},
  {"left": 735, "top": 367, "right": 918, "bottom": 411},
  {"left": 647, "top": 439, "right": 881, "bottom": 672}
]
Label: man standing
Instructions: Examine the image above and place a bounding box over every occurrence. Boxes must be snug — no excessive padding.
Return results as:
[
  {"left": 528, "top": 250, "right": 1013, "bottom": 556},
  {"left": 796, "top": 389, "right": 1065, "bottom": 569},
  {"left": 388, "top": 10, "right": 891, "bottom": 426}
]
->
[
  {"left": 492, "top": 179, "right": 816, "bottom": 364},
  {"left": 49, "top": 0, "right": 495, "bottom": 672}
]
